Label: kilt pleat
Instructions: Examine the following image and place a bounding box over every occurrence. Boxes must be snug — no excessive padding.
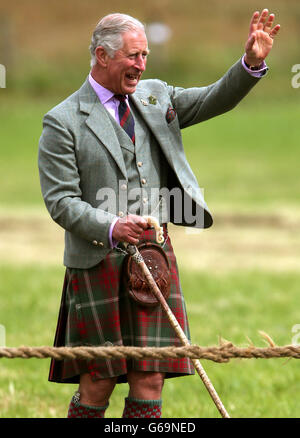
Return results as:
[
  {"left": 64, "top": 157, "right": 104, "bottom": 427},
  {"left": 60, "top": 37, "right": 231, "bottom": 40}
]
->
[{"left": 48, "top": 226, "right": 194, "bottom": 384}]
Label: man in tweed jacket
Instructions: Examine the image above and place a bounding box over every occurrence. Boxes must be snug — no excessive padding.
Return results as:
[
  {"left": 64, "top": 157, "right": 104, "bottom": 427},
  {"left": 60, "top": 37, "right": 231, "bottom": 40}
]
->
[{"left": 38, "top": 11, "right": 280, "bottom": 418}]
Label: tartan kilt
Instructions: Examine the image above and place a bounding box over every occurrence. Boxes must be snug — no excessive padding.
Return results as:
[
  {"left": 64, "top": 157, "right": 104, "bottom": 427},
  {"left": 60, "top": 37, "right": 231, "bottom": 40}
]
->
[{"left": 48, "top": 225, "right": 194, "bottom": 384}]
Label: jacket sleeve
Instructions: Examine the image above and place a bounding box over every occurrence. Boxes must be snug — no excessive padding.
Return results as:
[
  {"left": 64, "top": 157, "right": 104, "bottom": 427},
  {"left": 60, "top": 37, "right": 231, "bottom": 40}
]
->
[
  {"left": 167, "top": 58, "right": 261, "bottom": 129},
  {"left": 38, "top": 112, "right": 116, "bottom": 247}
]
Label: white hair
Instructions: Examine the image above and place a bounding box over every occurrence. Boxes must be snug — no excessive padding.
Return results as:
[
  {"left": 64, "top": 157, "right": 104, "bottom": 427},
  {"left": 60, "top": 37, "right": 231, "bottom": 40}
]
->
[{"left": 89, "top": 13, "right": 145, "bottom": 67}]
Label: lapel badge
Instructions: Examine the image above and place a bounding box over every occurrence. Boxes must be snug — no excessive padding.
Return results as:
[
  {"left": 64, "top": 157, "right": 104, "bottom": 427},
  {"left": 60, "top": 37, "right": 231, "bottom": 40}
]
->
[
  {"left": 140, "top": 98, "right": 148, "bottom": 106},
  {"left": 148, "top": 95, "right": 157, "bottom": 105}
]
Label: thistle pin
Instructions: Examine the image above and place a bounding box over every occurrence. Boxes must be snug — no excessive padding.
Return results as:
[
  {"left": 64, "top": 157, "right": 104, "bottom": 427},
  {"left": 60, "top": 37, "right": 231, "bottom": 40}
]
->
[{"left": 148, "top": 95, "right": 157, "bottom": 105}]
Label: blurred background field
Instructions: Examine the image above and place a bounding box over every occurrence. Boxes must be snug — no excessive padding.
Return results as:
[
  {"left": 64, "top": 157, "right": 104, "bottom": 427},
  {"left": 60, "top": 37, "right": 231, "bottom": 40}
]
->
[{"left": 0, "top": 0, "right": 300, "bottom": 418}]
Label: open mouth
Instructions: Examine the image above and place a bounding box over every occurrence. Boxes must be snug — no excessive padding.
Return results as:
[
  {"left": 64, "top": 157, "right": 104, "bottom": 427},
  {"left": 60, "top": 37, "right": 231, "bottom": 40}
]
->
[{"left": 126, "top": 73, "right": 140, "bottom": 84}]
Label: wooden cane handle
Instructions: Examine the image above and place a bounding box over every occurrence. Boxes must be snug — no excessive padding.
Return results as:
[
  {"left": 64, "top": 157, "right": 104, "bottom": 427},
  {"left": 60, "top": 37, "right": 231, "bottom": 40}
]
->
[{"left": 143, "top": 216, "right": 164, "bottom": 244}]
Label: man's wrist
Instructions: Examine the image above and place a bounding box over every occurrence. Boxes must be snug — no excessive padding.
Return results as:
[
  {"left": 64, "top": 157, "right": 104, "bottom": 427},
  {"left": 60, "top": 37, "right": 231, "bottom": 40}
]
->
[
  {"left": 242, "top": 54, "right": 268, "bottom": 78},
  {"left": 244, "top": 55, "right": 264, "bottom": 70},
  {"left": 244, "top": 62, "right": 262, "bottom": 71}
]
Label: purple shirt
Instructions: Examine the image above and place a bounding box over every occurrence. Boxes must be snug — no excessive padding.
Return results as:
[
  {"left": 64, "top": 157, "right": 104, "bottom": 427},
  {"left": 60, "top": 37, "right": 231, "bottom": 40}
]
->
[
  {"left": 88, "top": 73, "right": 131, "bottom": 123},
  {"left": 88, "top": 57, "right": 267, "bottom": 248}
]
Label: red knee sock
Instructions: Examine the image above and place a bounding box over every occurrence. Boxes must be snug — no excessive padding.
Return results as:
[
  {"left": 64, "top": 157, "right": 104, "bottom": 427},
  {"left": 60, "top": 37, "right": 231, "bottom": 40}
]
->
[
  {"left": 67, "top": 391, "right": 108, "bottom": 418},
  {"left": 122, "top": 397, "right": 162, "bottom": 418}
]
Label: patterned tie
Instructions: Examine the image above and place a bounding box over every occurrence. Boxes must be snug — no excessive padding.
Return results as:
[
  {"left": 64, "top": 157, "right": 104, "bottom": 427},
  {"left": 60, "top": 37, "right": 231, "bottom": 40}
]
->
[{"left": 115, "top": 95, "right": 135, "bottom": 144}]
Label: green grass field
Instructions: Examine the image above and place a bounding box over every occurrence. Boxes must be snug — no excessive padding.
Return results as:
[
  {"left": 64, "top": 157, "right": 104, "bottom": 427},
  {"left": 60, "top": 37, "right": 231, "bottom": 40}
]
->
[
  {"left": 0, "top": 265, "right": 299, "bottom": 418},
  {"left": 1, "top": 0, "right": 300, "bottom": 419},
  {"left": 0, "top": 93, "right": 300, "bottom": 418}
]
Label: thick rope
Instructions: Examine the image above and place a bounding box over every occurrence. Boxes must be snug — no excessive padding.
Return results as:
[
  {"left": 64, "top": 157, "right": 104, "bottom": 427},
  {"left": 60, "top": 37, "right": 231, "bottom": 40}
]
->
[{"left": 1, "top": 343, "right": 300, "bottom": 363}]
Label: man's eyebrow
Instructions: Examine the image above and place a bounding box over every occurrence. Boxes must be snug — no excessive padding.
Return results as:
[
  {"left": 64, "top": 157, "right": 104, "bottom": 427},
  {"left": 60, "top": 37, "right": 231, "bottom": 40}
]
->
[
  {"left": 139, "top": 49, "right": 150, "bottom": 56},
  {"left": 128, "top": 48, "right": 150, "bottom": 56}
]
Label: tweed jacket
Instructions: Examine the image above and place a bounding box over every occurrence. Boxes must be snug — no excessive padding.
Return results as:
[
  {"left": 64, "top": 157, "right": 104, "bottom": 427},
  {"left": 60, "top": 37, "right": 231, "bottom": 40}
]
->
[{"left": 38, "top": 59, "right": 260, "bottom": 268}]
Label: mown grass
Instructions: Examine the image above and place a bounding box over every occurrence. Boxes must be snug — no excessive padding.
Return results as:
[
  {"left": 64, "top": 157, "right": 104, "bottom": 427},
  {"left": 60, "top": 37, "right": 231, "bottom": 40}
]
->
[{"left": 0, "top": 265, "right": 299, "bottom": 418}]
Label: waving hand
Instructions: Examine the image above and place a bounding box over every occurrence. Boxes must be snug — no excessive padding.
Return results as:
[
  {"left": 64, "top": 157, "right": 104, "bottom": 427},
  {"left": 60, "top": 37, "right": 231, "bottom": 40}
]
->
[{"left": 245, "top": 9, "right": 280, "bottom": 67}]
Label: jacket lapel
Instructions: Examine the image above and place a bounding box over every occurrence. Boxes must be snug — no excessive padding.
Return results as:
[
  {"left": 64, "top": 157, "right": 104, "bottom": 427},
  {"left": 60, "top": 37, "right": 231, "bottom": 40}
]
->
[
  {"left": 78, "top": 79, "right": 127, "bottom": 179},
  {"left": 130, "top": 92, "right": 176, "bottom": 169}
]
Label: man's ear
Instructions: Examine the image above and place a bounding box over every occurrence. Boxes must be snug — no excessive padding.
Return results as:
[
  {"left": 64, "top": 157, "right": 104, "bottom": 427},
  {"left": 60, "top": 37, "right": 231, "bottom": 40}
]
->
[{"left": 95, "top": 46, "right": 109, "bottom": 67}]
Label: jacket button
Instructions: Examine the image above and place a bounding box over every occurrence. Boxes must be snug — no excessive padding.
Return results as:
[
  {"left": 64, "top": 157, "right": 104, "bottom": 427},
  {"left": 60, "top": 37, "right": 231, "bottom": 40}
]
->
[
  {"left": 98, "top": 242, "right": 104, "bottom": 247},
  {"left": 137, "top": 161, "right": 143, "bottom": 167},
  {"left": 141, "top": 178, "right": 147, "bottom": 185},
  {"left": 120, "top": 183, "right": 127, "bottom": 190},
  {"left": 118, "top": 211, "right": 124, "bottom": 217},
  {"left": 92, "top": 240, "right": 98, "bottom": 246}
]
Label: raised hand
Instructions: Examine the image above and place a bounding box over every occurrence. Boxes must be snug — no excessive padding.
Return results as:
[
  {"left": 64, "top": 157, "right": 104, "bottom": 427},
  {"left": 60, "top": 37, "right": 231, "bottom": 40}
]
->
[{"left": 245, "top": 9, "right": 280, "bottom": 67}]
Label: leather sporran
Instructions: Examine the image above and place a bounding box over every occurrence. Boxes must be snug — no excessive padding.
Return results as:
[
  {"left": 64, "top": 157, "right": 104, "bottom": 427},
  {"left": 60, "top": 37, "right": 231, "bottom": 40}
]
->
[{"left": 124, "top": 243, "right": 171, "bottom": 307}]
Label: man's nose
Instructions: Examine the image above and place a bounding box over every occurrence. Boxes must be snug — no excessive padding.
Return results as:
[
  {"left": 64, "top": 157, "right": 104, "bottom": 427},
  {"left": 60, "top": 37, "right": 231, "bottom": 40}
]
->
[{"left": 134, "top": 55, "right": 146, "bottom": 71}]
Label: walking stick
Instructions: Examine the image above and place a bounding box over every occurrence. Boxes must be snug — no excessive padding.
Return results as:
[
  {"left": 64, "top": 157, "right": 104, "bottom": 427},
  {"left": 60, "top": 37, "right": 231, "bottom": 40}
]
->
[{"left": 125, "top": 241, "right": 230, "bottom": 418}]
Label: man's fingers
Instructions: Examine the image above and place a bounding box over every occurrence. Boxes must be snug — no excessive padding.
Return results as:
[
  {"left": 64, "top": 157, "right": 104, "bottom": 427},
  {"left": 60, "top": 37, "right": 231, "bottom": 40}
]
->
[
  {"left": 126, "top": 214, "right": 148, "bottom": 228},
  {"left": 264, "top": 14, "right": 281, "bottom": 39},
  {"left": 137, "top": 218, "right": 150, "bottom": 230},
  {"left": 249, "top": 10, "right": 260, "bottom": 35},
  {"left": 264, "top": 13, "right": 275, "bottom": 33},
  {"left": 127, "top": 234, "right": 141, "bottom": 245},
  {"left": 247, "top": 9, "right": 280, "bottom": 51},
  {"left": 257, "top": 9, "right": 269, "bottom": 30},
  {"left": 127, "top": 221, "right": 143, "bottom": 233},
  {"left": 112, "top": 214, "right": 149, "bottom": 243},
  {"left": 269, "top": 24, "right": 281, "bottom": 39},
  {"left": 127, "top": 216, "right": 149, "bottom": 232},
  {"left": 249, "top": 9, "right": 270, "bottom": 34}
]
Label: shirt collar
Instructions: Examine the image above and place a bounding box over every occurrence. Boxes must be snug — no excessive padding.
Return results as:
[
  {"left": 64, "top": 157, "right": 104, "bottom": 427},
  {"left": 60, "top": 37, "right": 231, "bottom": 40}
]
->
[{"left": 88, "top": 73, "right": 128, "bottom": 105}]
